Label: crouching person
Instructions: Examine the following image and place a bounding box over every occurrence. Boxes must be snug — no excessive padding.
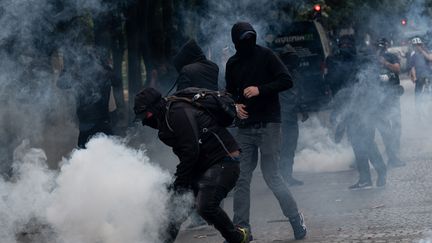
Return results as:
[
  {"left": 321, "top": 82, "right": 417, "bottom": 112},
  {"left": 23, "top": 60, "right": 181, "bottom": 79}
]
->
[{"left": 134, "top": 87, "right": 250, "bottom": 243}]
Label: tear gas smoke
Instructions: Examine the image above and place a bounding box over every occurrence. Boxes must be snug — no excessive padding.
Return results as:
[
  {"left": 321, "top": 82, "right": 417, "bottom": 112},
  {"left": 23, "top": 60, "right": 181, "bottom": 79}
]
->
[
  {"left": 0, "top": 140, "right": 55, "bottom": 243},
  {"left": 0, "top": 136, "right": 181, "bottom": 243},
  {"left": 294, "top": 116, "right": 354, "bottom": 173},
  {"left": 47, "top": 136, "right": 172, "bottom": 243}
]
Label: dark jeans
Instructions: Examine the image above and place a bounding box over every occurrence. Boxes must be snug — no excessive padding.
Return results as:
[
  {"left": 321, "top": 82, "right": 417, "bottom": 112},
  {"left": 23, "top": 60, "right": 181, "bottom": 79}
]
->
[
  {"left": 375, "top": 96, "right": 401, "bottom": 163},
  {"left": 233, "top": 123, "right": 299, "bottom": 233},
  {"left": 280, "top": 113, "right": 299, "bottom": 179},
  {"left": 78, "top": 120, "right": 112, "bottom": 148},
  {"left": 163, "top": 158, "right": 242, "bottom": 243},
  {"left": 347, "top": 117, "right": 386, "bottom": 182}
]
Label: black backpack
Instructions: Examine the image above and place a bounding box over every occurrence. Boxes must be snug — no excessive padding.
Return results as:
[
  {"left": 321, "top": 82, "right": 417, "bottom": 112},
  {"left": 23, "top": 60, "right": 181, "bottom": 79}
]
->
[{"left": 165, "top": 87, "right": 237, "bottom": 127}]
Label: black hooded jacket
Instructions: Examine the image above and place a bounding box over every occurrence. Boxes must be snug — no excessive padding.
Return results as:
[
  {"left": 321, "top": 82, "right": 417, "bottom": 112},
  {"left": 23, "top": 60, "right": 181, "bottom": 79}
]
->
[
  {"left": 226, "top": 22, "right": 293, "bottom": 125},
  {"left": 150, "top": 100, "right": 239, "bottom": 188},
  {"left": 173, "top": 39, "right": 219, "bottom": 91}
]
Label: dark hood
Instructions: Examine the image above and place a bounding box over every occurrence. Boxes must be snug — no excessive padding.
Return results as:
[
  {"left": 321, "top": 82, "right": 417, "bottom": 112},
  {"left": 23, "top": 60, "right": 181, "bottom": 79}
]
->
[
  {"left": 231, "top": 22, "right": 256, "bottom": 44},
  {"left": 173, "top": 39, "right": 206, "bottom": 72},
  {"left": 231, "top": 22, "right": 257, "bottom": 56}
]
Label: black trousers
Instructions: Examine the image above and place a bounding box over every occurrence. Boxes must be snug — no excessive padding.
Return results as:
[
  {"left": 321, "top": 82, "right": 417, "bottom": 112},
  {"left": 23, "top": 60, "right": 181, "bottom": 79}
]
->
[
  {"left": 163, "top": 158, "right": 242, "bottom": 243},
  {"left": 347, "top": 117, "right": 386, "bottom": 182},
  {"left": 375, "top": 96, "right": 401, "bottom": 163}
]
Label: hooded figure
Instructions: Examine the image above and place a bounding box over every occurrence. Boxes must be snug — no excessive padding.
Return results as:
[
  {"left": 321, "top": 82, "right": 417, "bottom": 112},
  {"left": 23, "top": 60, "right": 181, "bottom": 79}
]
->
[
  {"left": 325, "top": 34, "right": 358, "bottom": 96},
  {"left": 134, "top": 88, "right": 250, "bottom": 243},
  {"left": 225, "top": 22, "right": 306, "bottom": 241},
  {"left": 231, "top": 22, "right": 257, "bottom": 56},
  {"left": 173, "top": 39, "right": 219, "bottom": 91}
]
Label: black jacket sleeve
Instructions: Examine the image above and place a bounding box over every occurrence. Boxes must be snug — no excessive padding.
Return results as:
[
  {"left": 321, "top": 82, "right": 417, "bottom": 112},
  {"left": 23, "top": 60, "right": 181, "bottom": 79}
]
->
[
  {"left": 258, "top": 51, "right": 293, "bottom": 96},
  {"left": 176, "top": 71, "right": 193, "bottom": 91},
  {"left": 225, "top": 59, "right": 240, "bottom": 101},
  {"left": 170, "top": 106, "right": 200, "bottom": 188}
]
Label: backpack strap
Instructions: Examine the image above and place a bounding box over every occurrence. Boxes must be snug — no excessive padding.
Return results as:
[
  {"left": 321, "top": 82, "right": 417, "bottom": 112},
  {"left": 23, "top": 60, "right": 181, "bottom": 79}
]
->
[
  {"left": 201, "top": 127, "right": 235, "bottom": 160},
  {"left": 164, "top": 98, "right": 201, "bottom": 144},
  {"left": 165, "top": 97, "right": 234, "bottom": 159}
]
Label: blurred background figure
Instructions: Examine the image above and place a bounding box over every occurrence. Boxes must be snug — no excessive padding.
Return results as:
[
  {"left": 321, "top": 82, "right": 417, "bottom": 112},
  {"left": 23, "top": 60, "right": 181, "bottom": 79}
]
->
[
  {"left": 408, "top": 37, "right": 432, "bottom": 119},
  {"left": 278, "top": 43, "right": 308, "bottom": 186},
  {"left": 325, "top": 35, "right": 358, "bottom": 96},
  {"left": 57, "top": 48, "right": 113, "bottom": 148},
  {"left": 374, "top": 38, "right": 405, "bottom": 168}
]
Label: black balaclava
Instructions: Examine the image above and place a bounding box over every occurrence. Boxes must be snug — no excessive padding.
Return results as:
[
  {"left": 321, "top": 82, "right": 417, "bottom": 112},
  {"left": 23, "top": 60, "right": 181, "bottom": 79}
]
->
[
  {"left": 134, "top": 88, "right": 165, "bottom": 129},
  {"left": 231, "top": 22, "right": 257, "bottom": 56}
]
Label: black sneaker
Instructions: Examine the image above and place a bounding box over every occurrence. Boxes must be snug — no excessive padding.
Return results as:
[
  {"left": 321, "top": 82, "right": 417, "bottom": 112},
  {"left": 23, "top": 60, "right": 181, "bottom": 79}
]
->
[
  {"left": 237, "top": 226, "right": 251, "bottom": 243},
  {"left": 286, "top": 177, "right": 304, "bottom": 186},
  {"left": 223, "top": 227, "right": 252, "bottom": 243},
  {"left": 348, "top": 181, "right": 372, "bottom": 190},
  {"left": 289, "top": 213, "right": 307, "bottom": 240},
  {"left": 376, "top": 173, "right": 386, "bottom": 187}
]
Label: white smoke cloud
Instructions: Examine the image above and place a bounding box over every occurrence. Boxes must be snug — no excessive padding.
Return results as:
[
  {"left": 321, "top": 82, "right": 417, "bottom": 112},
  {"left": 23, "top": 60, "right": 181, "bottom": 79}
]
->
[
  {"left": 294, "top": 116, "right": 354, "bottom": 173},
  {"left": 0, "top": 140, "right": 55, "bottom": 243},
  {"left": 0, "top": 136, "right": 176, "bottom": 243}
]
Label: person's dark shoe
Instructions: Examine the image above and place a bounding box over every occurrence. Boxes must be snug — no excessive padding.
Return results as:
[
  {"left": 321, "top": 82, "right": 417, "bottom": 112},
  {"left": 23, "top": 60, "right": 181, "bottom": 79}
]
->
[
  {"left": 289, "top": 213, "right": 307, "bottom": 240},
  {"left": 349, "top": 180, "right": 372, "bottom": 190},
  {"left": 237, "top": 226, "right": 251, "bottom": 243},
  {"left": 223, "top": 226, "right": 252, "bottom": 243},
  {"left": 286, "top": 177, "right": 304, "bottom": 186},
  {"left": 387, "top": 159, "right": 406, "bottom": 168},
  {"left": 376, "top": 172, "right": 387, "bottom": 187}
]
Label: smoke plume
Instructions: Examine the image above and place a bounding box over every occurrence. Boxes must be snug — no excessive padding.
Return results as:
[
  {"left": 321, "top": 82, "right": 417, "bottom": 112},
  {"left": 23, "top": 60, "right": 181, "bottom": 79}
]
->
[{"left": 1, "top": 136, "right": 175, "bottom": 243}]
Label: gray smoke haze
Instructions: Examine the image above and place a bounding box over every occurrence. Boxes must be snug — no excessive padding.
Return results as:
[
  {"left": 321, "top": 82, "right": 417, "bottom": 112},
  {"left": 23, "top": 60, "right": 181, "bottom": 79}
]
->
[
  {"left": 294, "top": 116, "right": 354, "bottom": 173},
  {"left": 176, "top": 0, "right": 432, "bottom": 174},
  {"left": 1, "top": 0, "right": 432, "bottom": 242},
  {"left": 0, "top": 0, "right": 93, "bottom": 170},
  {"left": 177, "top": 0, "right": 304, "bottom": 75},
  {"left": 0, "top": 1, "right": 191, "bottom": 242},
  {"left": 399, "top": 0, "right": 432, "bottom": 38}
]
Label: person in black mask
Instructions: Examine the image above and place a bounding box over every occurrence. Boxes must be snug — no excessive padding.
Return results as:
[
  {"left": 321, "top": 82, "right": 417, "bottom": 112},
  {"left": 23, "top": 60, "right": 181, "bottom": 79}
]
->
[
  {"left": 134, "top": 88, "right": 250, "bottom": 243},
  {"left": 325, "top": 35, "right": 358, "bottom": 96},
  {"left": 225, "top": 22, "right": 306, "bottom": 241},
  {"left": 278, "top": 44, "right": 308, "bottom": 186},
  {"left": 172, "top": 39, "right": 219, "bottom": 91},
  {"left": 374, "top": 38, "right": 405, "bottom": 168}
]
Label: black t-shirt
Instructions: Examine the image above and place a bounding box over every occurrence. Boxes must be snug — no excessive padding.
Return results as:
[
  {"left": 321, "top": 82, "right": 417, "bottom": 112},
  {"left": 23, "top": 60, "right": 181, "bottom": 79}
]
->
[{"left": 380, "top": 52, "right": 400, "bottom": 85}]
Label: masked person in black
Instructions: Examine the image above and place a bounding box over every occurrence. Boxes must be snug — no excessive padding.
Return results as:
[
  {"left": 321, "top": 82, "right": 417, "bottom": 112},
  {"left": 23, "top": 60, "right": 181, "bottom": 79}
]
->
[
  {"left": 57, "top": 48, "right": 113, "bottom": 148},
  {"left": 134, "top": 88, "right": 250, "bottom": 243},
  {"left": 277, "top": 44, "right": 307, "bottom": 186},
  {"left": 374, "top": 38, "right": 405, "bottom": 168},
  {"left": 326, "top": 35, "right": 358, "bottom": 96},
  {"left": 172, "top": 39, "right": 219, "bottom": 229},
  {"left": 330, "top": 39, "right": 387, "bottom": 190},
  {"left": 172, "top": 39, "right": 219, "bottom": 91},
  {"left": 225, "top": 22, "right": 306, "bottom": 240}
]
